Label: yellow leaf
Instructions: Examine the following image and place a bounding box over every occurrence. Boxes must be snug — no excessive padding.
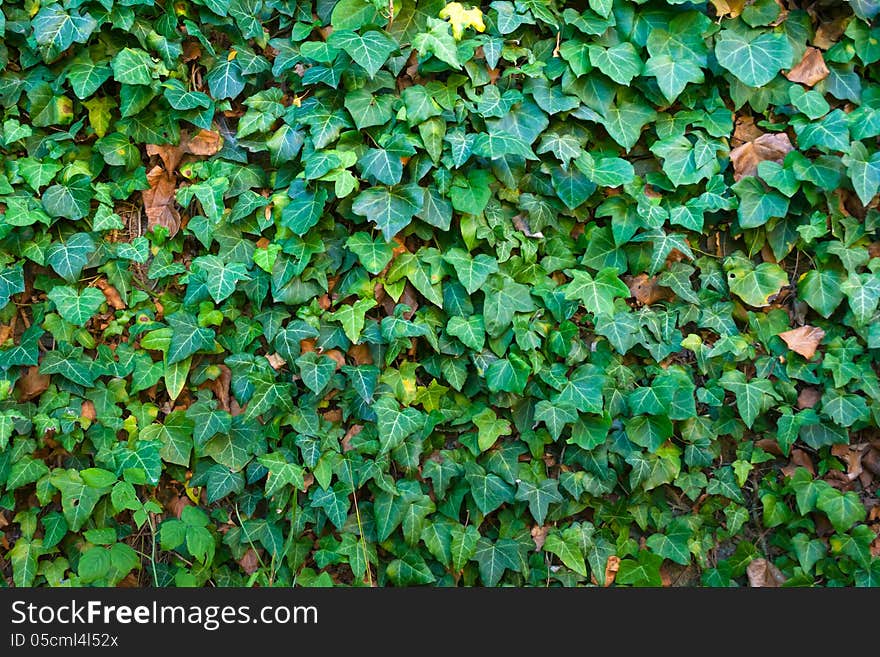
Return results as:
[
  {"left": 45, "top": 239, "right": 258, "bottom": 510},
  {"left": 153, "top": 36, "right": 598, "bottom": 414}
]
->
[
  {"left": 185, "top": 486, "right": 201, "bottom": 504},
  {"left": 439, "top": 2, "right": 485, "bottom": 40}
]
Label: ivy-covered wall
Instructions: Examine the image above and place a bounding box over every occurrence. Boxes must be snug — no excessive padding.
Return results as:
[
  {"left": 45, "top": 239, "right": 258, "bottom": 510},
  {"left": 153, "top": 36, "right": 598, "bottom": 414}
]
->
[{"left": 1, "top": 0, "right": 880, "bottom": 587}]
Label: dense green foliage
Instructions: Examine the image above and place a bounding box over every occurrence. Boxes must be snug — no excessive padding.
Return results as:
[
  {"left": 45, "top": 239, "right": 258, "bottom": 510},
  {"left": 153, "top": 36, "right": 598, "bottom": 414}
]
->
[{"left": 1, "top": 0, "right": 880, "bottom": 588}]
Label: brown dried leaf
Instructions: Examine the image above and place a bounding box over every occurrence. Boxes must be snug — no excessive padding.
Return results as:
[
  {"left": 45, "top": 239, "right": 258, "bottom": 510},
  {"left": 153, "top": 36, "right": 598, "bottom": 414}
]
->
[
  {"left": 732, "top": 116, "right": 763, "bottom": 147},
  {"left": 627, "top": 273, "right": 673, "bottom": 306},
  {"left": 95, "top": 278, "right": 125, "bottom": 310},
  {"left": 212, "top": 364, "right": 232, "bottom": 412},
  {"left": 0, "top": 323, "right": 14, "bottom": 344},
  {"left": 530, "top": 525, "right": 548, "bottom": 551},
  {"left": 348, "top": 344, "right": 373, "bottom": 365},
  {"left": 603, "top": 555, "right": 620, "bottom": 587},
  {"left": 17, "top": 366, "right": 49, "bottom": 401},
  {"left": 142, "top": 165, "right": 181, "bottom": 236},
  {"left": 323, "top": 409, "right": 342, "bottom": 423},
  {"left": 778, "top": 325, "right": 825, "bottom": 359},
  {"left": 182, "top": 40, "right": 202, "bottom": 62},
  {"left": 265, "top": 353, "right": 286, "bottom": 370},
  {"left": 747, "top": 558, "right": 787, "bottom": 587},
  {"left": 183, "top": 128, "right": 222, "bottom": 156},
  {"left": 238, "top": 548, "right": 260, "bottom": 575},
  {"left": 81, "top": 400, "right": 97, "bottom": 422},
  {"left": 341, "top": 425, "right": 363, "bottom": 453},
  {"left": 324, "top": 349, "right": 346, "bottom": 370},
  {"left": 813, "top": 17, "right": 848, "bottom": 50},
  {"left": 831, "top": 444, "right": 867, "bottom": 482},
  {"left": 797, "top": 386, "right": 821, "bottom": 409},
  {"left": 785, "top": 47, "right": 830, "bottom": 87},
  {"left": 730, "top": 132, "right": 794, "bottom": 181},
  {"left": 512, "top": 214, "right": 544, "bottom": 238},
  {"left": 863, "top": 448, "right": 880, "bottom": 478}
]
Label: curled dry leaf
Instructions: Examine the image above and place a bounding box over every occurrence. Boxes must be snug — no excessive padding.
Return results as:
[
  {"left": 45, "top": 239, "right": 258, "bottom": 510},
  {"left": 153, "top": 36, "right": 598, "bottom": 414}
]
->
[
  {"left": 265, "top": 352, "right": 287, "bottom": 370},
  {"left": 730, "top": 132, "right": 794, "bottom": 181},
  {"left": 831, "top": 444, "right": 865, "bottom": 481},
  {"left": 778, "top": 325, "right": 825, "bottom": 359},
  {"left": 95, "top": 278, "right": 125, "bottom": 310},
  {"left": 144, "top": 129, "right": 223, "bottom": 236},
  {"left": 17, "top": 365, "right": 50, "bottom": 401},
  {"left": 211, "top": 364, "right": 232, "bottom": 412},
  {"left": 747, "top": 558, "right": 787, "bottom": 587},
  {"left": 341, "top": 424, "right": 363, "bottom": 452},
  {"left": 603, "top": 554, "right": 620, "bottom": 587},
  {"left": 785, "top": 47, "right": 830, "bottom": 87},
  {"left": 530, "top": 525, "right": 548, "bottom": 551},
  {"left": 142, "top": 165, "right": 181, "bottom": 236},
  {"left": 183, "top": 128, "right": 223, "bottom": 156}
]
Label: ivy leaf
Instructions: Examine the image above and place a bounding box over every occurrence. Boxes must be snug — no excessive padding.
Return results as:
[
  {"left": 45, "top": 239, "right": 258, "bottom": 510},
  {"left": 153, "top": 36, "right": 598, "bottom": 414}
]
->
[
  {"left": 49, "top": 469, "right": 109, "bottom": 532},
  {"left": 466, "top": 468, "right": 515, "bottom": 515},
  {"left": 329, "top": 298, "right": 377, "bottom": 343},
  {"left": 206, "top": 58, "right": 245, "bottom": 99},
  {"left": 111, "top": 48, "right": 155, "bottom": 86},
  {"left": 798, "top": 269, "right": 845, "bottom": 318},
  {"left": 443, "top": 248, "right": 499, "bottom": 294},
  {"left": 472, "top": 407, "right": 511, "bottom": 452},
  {"left": 473, "top": 537, "right": 520, "bottom": 586},
  {"left": 162, "top": 79, "right": 212, "bottom": 111},
  {"left": 258, "top": 452, "right": 306, "bottom": 496},
  {"left": 352, "top": 184, "right": 422, "bottom": 242},
  {"left": 42, "top": 175, "right": 92, "bottom": 220},
  {"left": 328, "top": 30, "right": 397, "bottom": 78},
  {"left": 141, "top": 410, "right": 194, "bottom": 467},
  {"left": 588, "top": 43, "right": 643, "bottom": 86},
  {"left": 296, "top": 351, "right": 337, "bottom": 395},
  {"left": 191, "top": 255, "right": 252, "bottom": 303},
  {"left": 563, "top": 267, "right": 630, "bottom": 317},
  {"left": 575, "top": 152, "right": 635, "bottom": 188},
  {"left": 534, "top": 400, "right": 578, "bottom": 441},
  {"left": 482, "top": 274, "right": 536, "bottom": 336},
  {"left": 413, "top": 17, "right": 461, "bottom": 69},
  {"left": 840, "top": 272, "right": 880, "bottom": 326},
  {"left": 47, "top": 286, "right": 105, "bottom": 326},
  {"left": 446, "top": 314, "right": 485, "bottom": 351},
  {"left": 373, "top": 397, "right": 424, "bottom": 454},
  {"left": 715, "top": 29, "right": 793, "bottom": 87},
  {"left": 732, "top": 177, "right": 790, "bottom": 229},
  {"left": 843, "top": 140, "right": 880, "bottom": 205},
  {"left": 816, "top": 488, "right": 866, "bottom": 533},
  {"left": 0, "top": 265, "right": 25, "bottom": 308},
  {"left": 719, "top": 370, "right": 781, "bottom": 429},
  {"left": 515, "top": 478, "right": 563, "bottom": 525},
  {"left": 33, "top": 5, "right": 97, "bottom": 63},
  {"left": 450, "top": 524, "right": 480, "bottom": 572},
  {"left": 644, "top": 54, "right": 704, "bottom": 103},
  {"left": 45, "top": 232, "right": 96, "bottom": 282},
  {"left": 726, "top": 260, "right": 789, "bottom": 308},
  {"left": 166, "top": 311, "right": 216, "bottom": 364}
]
